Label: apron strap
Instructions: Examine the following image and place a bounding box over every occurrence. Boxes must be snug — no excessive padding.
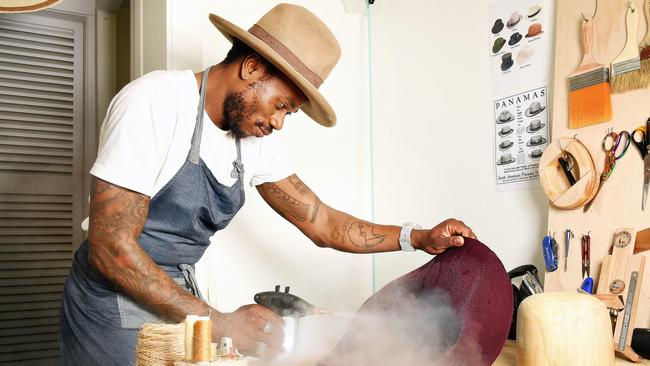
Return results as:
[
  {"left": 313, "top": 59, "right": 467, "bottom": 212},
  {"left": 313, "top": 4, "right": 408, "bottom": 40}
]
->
[
  {"left": 188, "top": 66, "right": 212, "bottom": 164},
  {"left": 178, "top": 264, "right": 207, "bottom": 302},
  {"left": 230, "top": 137, "right": 245, "bottom": 191}
]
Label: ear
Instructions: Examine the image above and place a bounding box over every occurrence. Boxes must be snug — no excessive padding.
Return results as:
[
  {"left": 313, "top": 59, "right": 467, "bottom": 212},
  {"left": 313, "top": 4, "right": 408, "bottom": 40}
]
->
[{"left": 239, "top": 54, "right": 266, "bottom": 81}]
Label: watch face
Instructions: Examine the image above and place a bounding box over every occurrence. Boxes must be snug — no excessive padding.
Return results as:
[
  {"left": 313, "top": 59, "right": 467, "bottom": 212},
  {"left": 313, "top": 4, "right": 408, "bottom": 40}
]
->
[{"left": 614, "top": 231, "right": 632, "bottom": 248}]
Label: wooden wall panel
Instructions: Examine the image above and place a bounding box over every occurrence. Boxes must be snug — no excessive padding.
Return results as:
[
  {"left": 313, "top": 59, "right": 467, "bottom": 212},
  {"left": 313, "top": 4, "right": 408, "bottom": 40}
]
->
[{"left": 546, "top": 0, "right": 650, "bottom": 329}]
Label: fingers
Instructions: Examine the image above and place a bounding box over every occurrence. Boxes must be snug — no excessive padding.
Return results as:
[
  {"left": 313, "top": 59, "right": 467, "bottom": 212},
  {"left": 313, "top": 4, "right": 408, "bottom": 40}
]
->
[{"left": 446, "top": 218, "right": 477, "bottom": 240}]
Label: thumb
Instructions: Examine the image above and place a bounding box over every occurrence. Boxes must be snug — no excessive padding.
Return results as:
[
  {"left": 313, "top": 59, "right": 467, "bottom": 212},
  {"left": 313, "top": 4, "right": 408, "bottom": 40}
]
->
[{"left": 448, "top": 236, "right": 465, "bottom": 247}]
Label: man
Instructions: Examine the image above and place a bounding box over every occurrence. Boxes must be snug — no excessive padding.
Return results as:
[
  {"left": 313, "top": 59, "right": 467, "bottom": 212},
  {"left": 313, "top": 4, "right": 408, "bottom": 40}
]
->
[{"left": 59, "top": 3, "right": 476, "bottom": 365}]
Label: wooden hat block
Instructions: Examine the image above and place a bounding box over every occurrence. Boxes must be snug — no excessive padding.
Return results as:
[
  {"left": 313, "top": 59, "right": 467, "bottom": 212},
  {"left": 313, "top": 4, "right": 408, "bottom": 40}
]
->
[{"left": 516, "top": 292, "right": 615, "bottom": 366}]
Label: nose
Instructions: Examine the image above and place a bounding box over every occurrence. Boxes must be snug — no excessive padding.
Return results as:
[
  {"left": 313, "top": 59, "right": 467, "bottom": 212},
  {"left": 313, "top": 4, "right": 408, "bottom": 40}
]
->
[{"left": 269, "top": 115, "right": 284, "bottom": 131}]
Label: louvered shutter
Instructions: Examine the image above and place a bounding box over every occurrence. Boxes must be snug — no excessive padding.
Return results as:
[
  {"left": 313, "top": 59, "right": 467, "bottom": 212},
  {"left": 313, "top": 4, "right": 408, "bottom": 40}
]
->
[{"left": 0, "top": 12, "right": 85, "bottom": 366}]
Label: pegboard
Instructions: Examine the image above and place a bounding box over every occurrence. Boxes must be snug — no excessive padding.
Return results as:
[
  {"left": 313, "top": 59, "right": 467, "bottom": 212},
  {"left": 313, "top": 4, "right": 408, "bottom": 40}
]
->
[{"left": 545, "top": 0, "right": 650, "bottom": 329}]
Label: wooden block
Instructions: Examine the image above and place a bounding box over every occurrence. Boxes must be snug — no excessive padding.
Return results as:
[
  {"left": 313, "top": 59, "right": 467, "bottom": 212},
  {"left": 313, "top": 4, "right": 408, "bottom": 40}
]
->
[{"left": 516, "top": 293, "right": 615, "bottom": 366}]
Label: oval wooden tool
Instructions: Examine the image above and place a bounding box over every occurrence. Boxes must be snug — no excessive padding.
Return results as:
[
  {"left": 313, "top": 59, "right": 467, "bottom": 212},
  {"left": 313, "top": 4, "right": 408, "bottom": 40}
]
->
[{"left": 539, "top": 137, "right": 599, "bottom": 209}]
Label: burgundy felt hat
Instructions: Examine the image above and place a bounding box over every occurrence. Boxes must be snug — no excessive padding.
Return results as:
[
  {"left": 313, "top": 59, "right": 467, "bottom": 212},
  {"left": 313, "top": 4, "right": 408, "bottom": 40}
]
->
[{"left": 319, "top": 238, "right": 513, "bottom": 366}]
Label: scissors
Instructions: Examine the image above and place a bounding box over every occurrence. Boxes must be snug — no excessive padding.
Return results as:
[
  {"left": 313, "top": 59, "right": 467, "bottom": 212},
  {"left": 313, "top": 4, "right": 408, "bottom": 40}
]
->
[
  {"left": 583, "top": 129, "right": 631, "bottom": 212},
  {"left": 631, "top": 117, "right": 650, "bottom": 211}
]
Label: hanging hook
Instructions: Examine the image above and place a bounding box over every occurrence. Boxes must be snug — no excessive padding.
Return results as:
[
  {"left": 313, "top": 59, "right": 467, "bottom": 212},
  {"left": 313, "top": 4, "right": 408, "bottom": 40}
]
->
[{"left": 581, "top": 0, "right": 599, "bottom": 21}]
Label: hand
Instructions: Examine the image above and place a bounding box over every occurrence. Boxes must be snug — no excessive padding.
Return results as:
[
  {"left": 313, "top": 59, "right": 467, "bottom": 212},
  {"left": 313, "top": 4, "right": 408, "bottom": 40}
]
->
[
  {"left": 211, "top": 304, "right": 285, "bottom": 359},
  {"left": 413, "top": 218, "right": 477, "bottom": 255}
]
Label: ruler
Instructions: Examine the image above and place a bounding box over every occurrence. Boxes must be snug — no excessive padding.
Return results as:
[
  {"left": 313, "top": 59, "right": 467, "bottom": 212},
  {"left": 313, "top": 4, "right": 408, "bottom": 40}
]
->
[{"left": 618, "top": 271, "right": 638, "bottom": 351}]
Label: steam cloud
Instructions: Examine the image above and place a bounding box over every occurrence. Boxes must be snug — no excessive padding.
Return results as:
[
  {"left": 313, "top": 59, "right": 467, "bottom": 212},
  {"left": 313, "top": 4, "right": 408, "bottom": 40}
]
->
[{"left": 262, "top": 287, "right": 483, "bottom": 366}]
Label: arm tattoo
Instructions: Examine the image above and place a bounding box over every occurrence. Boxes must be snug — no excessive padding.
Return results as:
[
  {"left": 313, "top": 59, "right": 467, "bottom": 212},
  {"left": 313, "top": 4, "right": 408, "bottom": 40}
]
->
[
  {"left": 331, "top": 218, "right": 387, "bottom": 249},
  {"left": 311, "top": 196, "right": 321, "bottom": 224},
  {"left": 89, "top": 178, "right": 206, "bottom": 321},
  {"left": 263, "top": 182, "right": 310, "bottom": 222},
  {"left": 288, "top": 174, "right": 309, "bottom": 195}
]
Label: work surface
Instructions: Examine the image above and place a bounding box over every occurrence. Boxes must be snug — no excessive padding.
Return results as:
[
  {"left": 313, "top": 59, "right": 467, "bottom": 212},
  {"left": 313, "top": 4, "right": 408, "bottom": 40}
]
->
[
  {"left": 493, "top": 340, "right": 650, "bottom": 365},
  {"left": 249, "top": 340, "right": 650, "bottom": 365}
]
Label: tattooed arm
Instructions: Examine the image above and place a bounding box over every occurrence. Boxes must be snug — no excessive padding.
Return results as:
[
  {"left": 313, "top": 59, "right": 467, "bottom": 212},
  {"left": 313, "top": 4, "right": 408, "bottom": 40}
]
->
[
  {"left": 88, "top": 177, "right": 284, "bottom": 356},
  {"left": 257, "top": 174, "right": 477, "bottom": 254}
]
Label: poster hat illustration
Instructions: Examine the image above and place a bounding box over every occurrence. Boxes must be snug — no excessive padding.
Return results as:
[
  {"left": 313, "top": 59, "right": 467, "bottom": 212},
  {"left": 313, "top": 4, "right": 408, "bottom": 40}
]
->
[
  {"left": 209, "top": 3, "right": 341, "bottom": 127},
  {"left": 508, "top": 32, "right": 523, "bottom": 46},
  {"left": 496, "top": 110, "right": 515, "bottom": 124},
  {"left": 527, "top": 135, "right": 547, "bottom": 147},
  {"left": 498, "top": 125, "right": 514, "bottom": 137},
  {"left": 492, "top": 18, "right": 505, "bottom": 34},
  {"left": 0, "top": 0, "right": 63, "bottom": 12},
  {"left": 517, "top": 46, "right": 535, "bottom": 65},
  {"left": 501, "top": 52, "right": 514, "bottom": 71},
  {"left": 525, "top": 101, "right": 546, "bottom": 117},
  {"left": 506, "top": 12, "right": 522, "bottom": 28},
  {"left": 525, "top": 23, "right": 544, "bottom": 37},
  {"left": 499, "top": 140, "right": 514, "bottom": 151},
  {"left": 526, "top": 119, "right": 545, "bottom": 133},
  {"left": 493, "top": 37, "right": 506, "bottom": 53},
  {"left": 528, "top": 5, "right": 542, "bottom": 18},
  {"left": 530, "top": 148, "right": 543, "bottom": 159},
  {"left": 497, "top": 153, "right": 516, "bottom": 165},
  {"left": 318, "top": 238, "right": 513, "bottom": 366}
]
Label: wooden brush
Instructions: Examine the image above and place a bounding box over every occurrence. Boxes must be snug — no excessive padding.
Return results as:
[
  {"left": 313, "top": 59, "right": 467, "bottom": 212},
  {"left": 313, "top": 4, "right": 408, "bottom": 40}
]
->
[
  {"left": 569, "top": 19, "right": 612, "bottom": 129},
  {"left": 611, "top": 2, "right": 642, "bottom": 93},
  {"left": 639, "top": 0, "right": 650, "bottom": 88}
]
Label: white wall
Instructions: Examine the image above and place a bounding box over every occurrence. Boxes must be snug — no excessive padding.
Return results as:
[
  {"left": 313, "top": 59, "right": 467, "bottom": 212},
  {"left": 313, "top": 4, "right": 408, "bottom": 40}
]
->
[
  {"left": 155, "top": 0, "right": 550, "bottom": 313},
  {"left": 368, "top": 0, "right": 550, "bottom": 287}
]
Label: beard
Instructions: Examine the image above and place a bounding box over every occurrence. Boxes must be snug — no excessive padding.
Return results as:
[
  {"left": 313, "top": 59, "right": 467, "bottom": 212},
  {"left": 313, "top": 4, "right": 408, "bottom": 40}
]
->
[{"left": 222, "top": 85, "right": 261, "bottom": 138}]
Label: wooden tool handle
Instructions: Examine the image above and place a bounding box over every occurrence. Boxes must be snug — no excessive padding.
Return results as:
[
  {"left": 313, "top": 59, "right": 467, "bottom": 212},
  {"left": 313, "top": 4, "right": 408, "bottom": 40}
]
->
[
  {"left": 578, "top": 19, "right": 598, "bottom": 68},
  {"left": 614, "top": 2, "right": 640, "bottom": 62},
  {"left": 643, "top": 0, "right": 650, "bottom": 45}
]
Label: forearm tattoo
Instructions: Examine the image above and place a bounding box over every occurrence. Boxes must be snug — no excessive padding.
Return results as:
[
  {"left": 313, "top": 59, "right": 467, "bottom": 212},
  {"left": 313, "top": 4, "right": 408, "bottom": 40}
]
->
[
  {"left": 89, "top": 178, "right": 206, "bottom": 321},
  {"left": 332, "top": 218, "right": 387, "bottom": 249},
  {"left": 263, "top": 182, "right": 310, "bottom": 222},
  {"left": 311, "top": 196, "right": 321, "bottom": 224}
]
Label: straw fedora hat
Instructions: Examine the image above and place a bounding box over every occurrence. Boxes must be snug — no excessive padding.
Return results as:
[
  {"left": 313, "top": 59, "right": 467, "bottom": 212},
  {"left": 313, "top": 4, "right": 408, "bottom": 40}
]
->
[
  {"left": 0, "top": 0, "right": 62, "bottom": 13},
  {"left": 209, "top": 4, "right": 341, "bottom": 127}
]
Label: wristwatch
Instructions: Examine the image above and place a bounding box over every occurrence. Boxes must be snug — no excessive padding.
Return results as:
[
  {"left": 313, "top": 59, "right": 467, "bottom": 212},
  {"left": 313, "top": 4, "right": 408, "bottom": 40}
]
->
[{"left": 399, "top": 222, "right": 422, "bottom": 251}]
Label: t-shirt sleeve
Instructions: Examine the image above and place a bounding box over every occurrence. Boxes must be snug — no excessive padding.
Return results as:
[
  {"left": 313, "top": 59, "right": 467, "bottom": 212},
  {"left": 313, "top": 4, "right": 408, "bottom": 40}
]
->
[
  {"left": 250, "top": 133, "right": 294, "bottom": 186},
  {"left": 90, "top": 89, "right": 168, "bottom": 197}
]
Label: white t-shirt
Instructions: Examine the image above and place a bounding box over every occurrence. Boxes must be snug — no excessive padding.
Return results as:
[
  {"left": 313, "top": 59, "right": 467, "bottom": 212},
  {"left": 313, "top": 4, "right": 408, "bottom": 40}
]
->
[{"left": 91, "top": 70, "right": 294, "bottom": 197}]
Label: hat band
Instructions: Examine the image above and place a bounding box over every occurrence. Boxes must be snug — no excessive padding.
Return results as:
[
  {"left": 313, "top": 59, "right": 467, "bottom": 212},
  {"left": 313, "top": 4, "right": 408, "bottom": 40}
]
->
[{"left": 249, "top": 24, "right": 323, "bottom": 88}]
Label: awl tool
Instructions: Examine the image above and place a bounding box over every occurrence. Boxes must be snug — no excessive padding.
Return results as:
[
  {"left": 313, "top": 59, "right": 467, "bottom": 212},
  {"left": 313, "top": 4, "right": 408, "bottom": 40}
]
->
[{"left": 565, "top": 229, "right": 574, "bottom": 272}]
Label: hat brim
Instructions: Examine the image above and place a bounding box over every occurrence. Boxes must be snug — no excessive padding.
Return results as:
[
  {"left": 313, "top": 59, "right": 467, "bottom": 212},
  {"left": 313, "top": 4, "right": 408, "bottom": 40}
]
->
[
  {"left": 499, "top": 142, "right": 514, "bottom": 151},
  {"left": 496, "top": 116, "right": 514, "bottom": 124},
  {"left": 497, "top": 157, "right": 516, "bottom": 165},
  {"left": 0, "top": 0, "right": 62, "bottom": 13},
  {"left": 209, "top": 13, "right": 336, "bottom": 127},
  {"left": 498, "top": 130, "right": 514, "bottom": 137},
  {"left": 525, "top": 106, "right": 546, "bottom": 117},
  {"left": 526, "top": 123, "right": 546, "bottom": 133},
  {"left": 526, "top": 137, "right": 547, "bottom": 146},
  {"left": 525, "top": 30, "right": 544, "bottom": 38},
  {"left": 528, "top": 8, "right": 542, "bottom": 18}
]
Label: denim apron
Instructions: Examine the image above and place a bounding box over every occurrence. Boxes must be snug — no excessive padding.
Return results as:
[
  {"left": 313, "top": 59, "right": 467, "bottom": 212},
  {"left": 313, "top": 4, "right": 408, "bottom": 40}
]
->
[{"left": 60, "top": 67, "right": 245, "bottom": 365}]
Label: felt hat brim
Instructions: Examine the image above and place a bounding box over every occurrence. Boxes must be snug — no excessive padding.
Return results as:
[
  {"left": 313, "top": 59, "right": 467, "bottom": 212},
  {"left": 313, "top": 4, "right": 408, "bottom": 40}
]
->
[
  {"left": 209, "top": 13, "right": 336, "bottom": 127},
  {"left": 0, "top": 0, "right": 62, "bottom": 13}
]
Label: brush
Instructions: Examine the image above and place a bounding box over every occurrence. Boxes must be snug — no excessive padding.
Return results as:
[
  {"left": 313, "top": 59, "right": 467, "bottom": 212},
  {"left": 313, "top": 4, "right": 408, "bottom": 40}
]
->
[
  {"left": 611, "top": 2, "right": 642, "bottom": 94},
  {"left": 639, "top": 0, "right": 650, "bottom": 88},
  {"left": 569, "top": 19, "right": 612, "bottom": 128}
]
